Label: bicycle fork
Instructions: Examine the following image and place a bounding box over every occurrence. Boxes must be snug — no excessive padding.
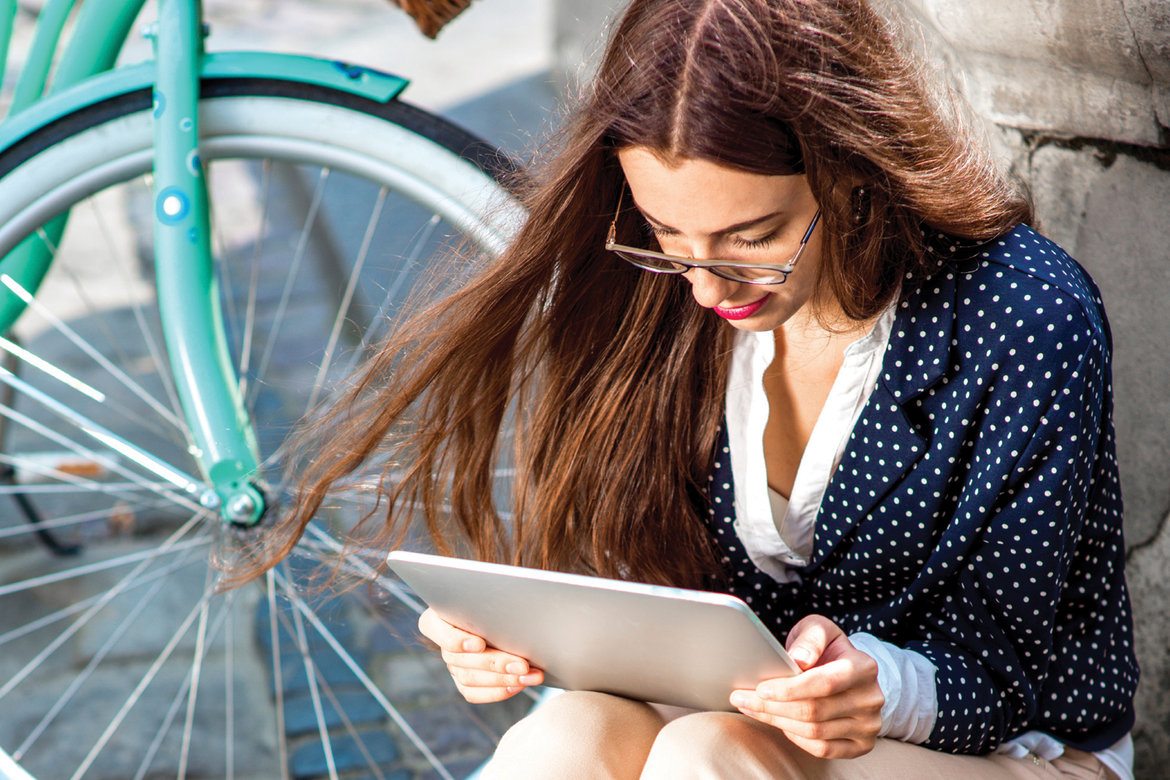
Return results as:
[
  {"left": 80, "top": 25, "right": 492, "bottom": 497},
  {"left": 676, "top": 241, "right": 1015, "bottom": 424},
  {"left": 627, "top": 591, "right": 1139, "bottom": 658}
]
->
[{"left": 147, "top": 0, "right": 265, "bottom": 526}]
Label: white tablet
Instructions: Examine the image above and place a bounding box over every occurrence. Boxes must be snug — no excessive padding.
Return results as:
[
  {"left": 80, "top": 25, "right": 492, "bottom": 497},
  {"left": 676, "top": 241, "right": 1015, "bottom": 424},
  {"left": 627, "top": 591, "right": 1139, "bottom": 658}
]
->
[{"left": 386, "top": 550, "right": 799, "bottom": 711}]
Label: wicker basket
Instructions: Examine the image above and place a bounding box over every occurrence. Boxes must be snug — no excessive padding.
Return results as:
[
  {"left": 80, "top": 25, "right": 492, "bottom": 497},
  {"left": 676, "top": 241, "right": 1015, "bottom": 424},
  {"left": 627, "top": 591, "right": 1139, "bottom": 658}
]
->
[{"left": 389, "top": 0, "right": 474, "bottom": 39}]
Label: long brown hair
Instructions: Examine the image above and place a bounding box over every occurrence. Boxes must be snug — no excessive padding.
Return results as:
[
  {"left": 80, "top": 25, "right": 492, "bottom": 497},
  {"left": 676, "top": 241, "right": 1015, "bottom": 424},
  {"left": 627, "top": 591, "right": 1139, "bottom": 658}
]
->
[{"left": 237, "top": 0, "right": 1032, "bottom": 588}]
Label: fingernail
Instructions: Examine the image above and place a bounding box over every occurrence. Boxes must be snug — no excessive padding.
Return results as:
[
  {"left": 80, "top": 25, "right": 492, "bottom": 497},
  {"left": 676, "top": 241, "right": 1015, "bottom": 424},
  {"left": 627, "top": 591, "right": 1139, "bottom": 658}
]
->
[
  {"left": 505, "top": 685, "right": 521, "bottom": 693},
  {"left": 756, "top": 686, "right": 774, "bottom": 699},
  {"left": 506, "top": 662, "right": 527, "bottom": 675},
  {"left": 519, "top": 673, "right": 541, "bottom": 685},
  {"left": 729, "top": 691, "right": 751, "bottom": 708},
  {"left": 792, "top": 647, "right": 813, "bottom": 666},
  {"left": 462, "top": 638, "right": 483, "bottom": 652}
]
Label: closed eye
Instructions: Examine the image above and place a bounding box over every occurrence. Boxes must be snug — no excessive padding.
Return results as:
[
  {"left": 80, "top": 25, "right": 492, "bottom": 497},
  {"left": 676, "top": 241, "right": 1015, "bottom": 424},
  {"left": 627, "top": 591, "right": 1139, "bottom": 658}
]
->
[
  {"left": 730, "top": 233, "right": 777, "bottom": 250},
  {"left": 642, "top": 222, "right": 676, "bottom": 240},
  {"left": 641, "top": 219, "right": 780, "bottom": 252}
]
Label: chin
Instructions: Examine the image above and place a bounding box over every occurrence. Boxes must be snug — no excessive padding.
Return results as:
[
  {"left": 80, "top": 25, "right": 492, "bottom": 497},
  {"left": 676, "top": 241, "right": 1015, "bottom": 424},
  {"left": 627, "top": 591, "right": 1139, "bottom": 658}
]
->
[
  {"left": 723, "top": 317, "right": 777, "bottom": 332},
  {"left": 723, "top": 309, "right": 790, "bottom": 332}
]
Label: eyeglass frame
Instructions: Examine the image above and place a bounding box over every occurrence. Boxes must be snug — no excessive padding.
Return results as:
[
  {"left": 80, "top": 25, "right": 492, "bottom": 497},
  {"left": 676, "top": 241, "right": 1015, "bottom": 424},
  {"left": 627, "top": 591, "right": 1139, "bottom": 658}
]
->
[{"left": 604, "top": 187, "right": 822, "bottom": 286}]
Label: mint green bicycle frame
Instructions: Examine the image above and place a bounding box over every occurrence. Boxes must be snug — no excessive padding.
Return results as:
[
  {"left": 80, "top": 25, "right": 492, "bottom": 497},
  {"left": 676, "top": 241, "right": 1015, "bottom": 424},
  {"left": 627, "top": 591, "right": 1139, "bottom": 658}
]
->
[{"left": 0, "top": 0, "right": 411, "bottom": 524}]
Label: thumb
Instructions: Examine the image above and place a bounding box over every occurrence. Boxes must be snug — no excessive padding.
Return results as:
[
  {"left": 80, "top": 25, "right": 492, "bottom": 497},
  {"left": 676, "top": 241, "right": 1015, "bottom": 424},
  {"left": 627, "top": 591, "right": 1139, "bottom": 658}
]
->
[{"left": 785, "top": 614, "right": 844, "bottom": 671}]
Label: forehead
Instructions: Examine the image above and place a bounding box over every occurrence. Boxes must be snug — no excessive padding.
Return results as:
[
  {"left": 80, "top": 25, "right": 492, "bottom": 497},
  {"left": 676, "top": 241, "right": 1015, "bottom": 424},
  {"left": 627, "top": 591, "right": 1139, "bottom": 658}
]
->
[{"left": 616, "top": 147, "right": 807, "bottom": 232}]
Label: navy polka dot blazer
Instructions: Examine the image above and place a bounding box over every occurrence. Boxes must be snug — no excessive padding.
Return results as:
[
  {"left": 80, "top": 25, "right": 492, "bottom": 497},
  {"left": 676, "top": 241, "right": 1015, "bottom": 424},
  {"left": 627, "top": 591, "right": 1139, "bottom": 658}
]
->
[{"left": 701, "top": 225, "right": 1138, "bottom": 754}]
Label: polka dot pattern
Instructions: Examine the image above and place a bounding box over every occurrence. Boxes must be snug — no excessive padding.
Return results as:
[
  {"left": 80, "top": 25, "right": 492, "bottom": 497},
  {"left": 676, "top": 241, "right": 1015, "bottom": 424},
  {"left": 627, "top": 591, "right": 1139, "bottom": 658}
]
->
[{"left": 699, "top": 226, "right": 1138, "bottom": 754}]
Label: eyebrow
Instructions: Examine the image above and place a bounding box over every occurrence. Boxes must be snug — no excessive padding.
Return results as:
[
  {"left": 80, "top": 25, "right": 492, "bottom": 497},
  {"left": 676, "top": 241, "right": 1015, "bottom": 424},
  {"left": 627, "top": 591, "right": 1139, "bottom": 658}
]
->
[{"left": 634, "top": 200, "right": 784, "bottom": 235}]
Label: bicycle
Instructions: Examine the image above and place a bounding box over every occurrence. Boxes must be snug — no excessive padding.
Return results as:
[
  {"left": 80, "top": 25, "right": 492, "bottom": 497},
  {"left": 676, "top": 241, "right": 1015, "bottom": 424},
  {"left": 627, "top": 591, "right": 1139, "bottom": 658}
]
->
[{"left": 0, "top": 0, "right": 534, "bottom": 777}]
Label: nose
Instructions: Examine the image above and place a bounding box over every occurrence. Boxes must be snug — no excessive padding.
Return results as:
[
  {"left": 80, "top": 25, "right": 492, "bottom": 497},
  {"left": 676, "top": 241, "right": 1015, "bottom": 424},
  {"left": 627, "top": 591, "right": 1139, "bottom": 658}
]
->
[{"left": 683, "top": 266, "right": 741, "bottom": 309}]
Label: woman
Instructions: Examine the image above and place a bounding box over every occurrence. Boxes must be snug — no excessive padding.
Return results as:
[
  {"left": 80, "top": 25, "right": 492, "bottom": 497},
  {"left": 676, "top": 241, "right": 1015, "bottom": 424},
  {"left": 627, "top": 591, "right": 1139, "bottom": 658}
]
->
[{"left": 265, "top": 0, "right": 1139, "bottom": 776}]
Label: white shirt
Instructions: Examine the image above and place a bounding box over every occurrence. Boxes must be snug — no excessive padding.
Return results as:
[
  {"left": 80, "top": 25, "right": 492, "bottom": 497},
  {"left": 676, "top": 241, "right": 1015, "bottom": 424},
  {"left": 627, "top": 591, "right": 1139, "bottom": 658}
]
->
[{"left": 725, "top": 306, "right": 1132, "bottom": 778}]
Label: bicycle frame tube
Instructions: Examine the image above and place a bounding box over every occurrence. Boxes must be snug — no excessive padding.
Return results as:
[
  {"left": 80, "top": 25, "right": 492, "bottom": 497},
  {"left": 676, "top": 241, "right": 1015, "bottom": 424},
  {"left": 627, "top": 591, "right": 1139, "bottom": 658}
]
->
[
  {"left": 8, "top": 0, "right": 78, "bottom": 114},
  {"left": 151, "top": 0, "right": 265, "bottom": 524},
  {"left": 0, "top": 1, "right": 16, "bottom": 93}
]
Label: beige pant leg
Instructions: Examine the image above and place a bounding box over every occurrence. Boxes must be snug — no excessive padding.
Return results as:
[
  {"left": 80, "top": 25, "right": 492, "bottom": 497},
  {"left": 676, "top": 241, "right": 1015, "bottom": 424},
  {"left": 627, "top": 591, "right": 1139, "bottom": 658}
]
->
[
  {"left": 481, "top": 691, "right": 665, "bottom": 780},
  {"left": 639, "top": 711, "right": 1111, "bottom": 780}
]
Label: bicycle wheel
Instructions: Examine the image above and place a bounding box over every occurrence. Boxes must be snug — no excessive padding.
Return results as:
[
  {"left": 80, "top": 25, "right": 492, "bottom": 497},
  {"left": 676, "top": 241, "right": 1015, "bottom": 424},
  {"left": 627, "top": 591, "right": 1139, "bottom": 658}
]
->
[{"left": 0, "top": 79, "right": 532, "bottom": 780}]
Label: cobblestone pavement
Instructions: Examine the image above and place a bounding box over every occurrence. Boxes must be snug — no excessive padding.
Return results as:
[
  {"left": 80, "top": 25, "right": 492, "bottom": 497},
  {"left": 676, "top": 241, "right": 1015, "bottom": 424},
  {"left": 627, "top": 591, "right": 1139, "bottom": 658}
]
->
[{"left": 0, "top": 1, "right": 557, "bottom": 777}]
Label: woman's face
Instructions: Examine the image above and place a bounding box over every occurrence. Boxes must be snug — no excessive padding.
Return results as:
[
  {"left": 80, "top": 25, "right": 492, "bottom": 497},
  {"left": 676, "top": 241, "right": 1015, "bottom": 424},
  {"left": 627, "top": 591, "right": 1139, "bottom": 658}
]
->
[{"left": 617, "top": 147, "right": 826, "bottom": 333}]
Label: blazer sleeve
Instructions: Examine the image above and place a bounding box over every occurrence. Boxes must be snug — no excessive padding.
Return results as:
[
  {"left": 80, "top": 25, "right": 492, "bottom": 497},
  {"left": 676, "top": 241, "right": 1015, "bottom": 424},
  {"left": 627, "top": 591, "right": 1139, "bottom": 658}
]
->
[{"left": 903, "top": 312, "right": 1112, "bottom": 754}]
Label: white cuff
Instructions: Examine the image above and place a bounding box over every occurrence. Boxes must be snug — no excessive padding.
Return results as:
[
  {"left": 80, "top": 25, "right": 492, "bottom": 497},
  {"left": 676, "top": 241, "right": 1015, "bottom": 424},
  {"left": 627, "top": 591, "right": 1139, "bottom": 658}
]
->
[{"left": 850, "top": 632, "right": 937, "bottom": 743}]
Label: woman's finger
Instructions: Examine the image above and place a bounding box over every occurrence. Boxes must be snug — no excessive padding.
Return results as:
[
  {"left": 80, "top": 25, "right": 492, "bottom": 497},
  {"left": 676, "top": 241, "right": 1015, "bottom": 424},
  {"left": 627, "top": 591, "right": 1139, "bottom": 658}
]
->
[
  {"left": 447, "top": 664, "right": 544, "bottom": 689},
  {"left": 440, "top": 647, "right": 534, "bottom": 676},
  {"left": 746, "top": 709, "right": 882, "bottom": 743},
  {"left": 785, "top": 614, "right": 846, "bottom": 670},
  {"left": 418, "top": 607, "right": 486, "bottom": 653},
  {"left": 781, "top": 729, "right": 874, "bottom": 760},
  {"left": 754, "top": 647, "right": 880, "bottom": 702},
  {"left": 732, "top": 687, "right": 878, "bottom": 724},
  {"left": 734, "top": 706, "right": 875, "bottom": 759},
  {"left": 451, "top": 680, "right": 526, "bottom": 705}
]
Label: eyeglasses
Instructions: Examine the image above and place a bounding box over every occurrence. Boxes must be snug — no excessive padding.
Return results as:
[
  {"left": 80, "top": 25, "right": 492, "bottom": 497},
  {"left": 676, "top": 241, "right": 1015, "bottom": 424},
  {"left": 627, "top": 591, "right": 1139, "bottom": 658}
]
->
[{"left": 604, "top": 188, "right": 822, "bottom": 285}]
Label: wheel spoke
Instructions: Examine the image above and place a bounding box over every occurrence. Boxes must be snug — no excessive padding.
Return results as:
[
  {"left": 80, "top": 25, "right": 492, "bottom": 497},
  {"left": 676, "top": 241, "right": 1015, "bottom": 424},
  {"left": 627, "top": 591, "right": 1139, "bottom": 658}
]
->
[
  {"left": 129, "top": 589, "right": 238, "bottom": 780},
  {"left": 267, "top": 596, "right": 388, "bottom": 780},
  {"left": 225, "top": 589, "right": 236, "bottom": 780},
  {"left": 247, "top": 166, "right": 332, "bottom": 412},
  {"left": 10, "top": 544, "right": 202, "bottom": 761},
  {"left": 177, "top": 568, "right": 215, "bottom": 780},
  {"left": 336, "top": 212, "right": 442, "bottom": 383},
  {"left": 132, "top": 649, "right": 194, "bottom": 780},
  {"left": 266, "top": 570, "right": 292, "bottom": 780},
  {"left": 302, "top": 523, "right": 425, "bottom": 614},
  {"left": 0, "top": 480, "right": 172, "bottom": 496},
  {"left": 0, "top": 531, "right": 208, "bottom": 600},
  {"left": 281, "top": 564, "right": 340, "bottom": 780},
  {"left": 0, "top": 494, "right": 169, "bottom": 540},
  {"left": 0, "top": 370, "right": 203, "bottom": 503},
  {"left": 69, "top": 577, "right": 219, "bottom": 780},
  {"left": 84, "top": 181, "right": 189, "bottom": 436},
  {"left": 272, "top": 567, "right": 457, "bottom": 780},
  {"left": 206, "top": 164, "right": 243, "bottom": 363},
  {"left": 0, "top": 396, "right": 196, "bottom": 512},
  {"left": 0, "top": 335, "right": 105, "bottom": 403},
  {"left": 1, "top": 274, "right": 188, "bottom": 435},
  {"left": 306, "top": 186, "right": 389, "bottom": 414},
  {"left": 0, "top": 553, "right": 202, "bottom": 650},
  {"left": 237, "top": 159, "right": 274, "bottom": 401},
  {"left": 0, "top": 515, "right": 207, "bottom": 701}
]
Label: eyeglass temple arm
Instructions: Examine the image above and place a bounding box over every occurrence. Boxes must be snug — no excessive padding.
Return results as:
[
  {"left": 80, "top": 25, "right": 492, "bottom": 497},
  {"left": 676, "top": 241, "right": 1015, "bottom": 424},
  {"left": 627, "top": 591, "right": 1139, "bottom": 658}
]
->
[{"left": 606, "top": 187, "right": 626, "bottom": 245}]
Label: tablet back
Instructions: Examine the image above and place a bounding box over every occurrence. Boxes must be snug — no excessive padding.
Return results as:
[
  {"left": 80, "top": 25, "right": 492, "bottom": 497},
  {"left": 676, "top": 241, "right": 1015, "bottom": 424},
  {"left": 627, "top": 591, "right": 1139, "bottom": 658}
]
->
[{"left": 387, "top": 550, "right": 798, "bottom": 711}]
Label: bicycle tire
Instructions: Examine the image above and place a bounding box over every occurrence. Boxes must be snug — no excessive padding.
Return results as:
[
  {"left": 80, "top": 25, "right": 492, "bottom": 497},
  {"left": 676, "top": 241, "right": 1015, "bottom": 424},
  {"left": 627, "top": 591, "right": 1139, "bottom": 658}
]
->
[{"left": 0, "top": 79, "right": 530, "bottom": 780}]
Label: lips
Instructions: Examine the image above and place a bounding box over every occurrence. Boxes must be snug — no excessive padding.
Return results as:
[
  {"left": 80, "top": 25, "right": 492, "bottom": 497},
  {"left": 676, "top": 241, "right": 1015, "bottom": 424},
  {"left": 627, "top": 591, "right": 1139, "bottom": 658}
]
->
[{"left": 713, "top": 295, "right": 769, "bottom": 320}]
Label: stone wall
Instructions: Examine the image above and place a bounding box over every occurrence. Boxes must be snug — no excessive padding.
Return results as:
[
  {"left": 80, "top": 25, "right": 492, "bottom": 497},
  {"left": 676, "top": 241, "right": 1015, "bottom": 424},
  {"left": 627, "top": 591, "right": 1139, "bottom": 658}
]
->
[{"left": 554, "top": 0, "right": 1170, "bottom": 772}]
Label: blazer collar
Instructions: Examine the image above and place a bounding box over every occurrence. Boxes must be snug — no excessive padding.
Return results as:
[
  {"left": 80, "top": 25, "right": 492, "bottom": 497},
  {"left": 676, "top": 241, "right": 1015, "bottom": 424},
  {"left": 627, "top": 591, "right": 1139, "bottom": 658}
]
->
[
  {"left": 805, "top": 254, "right": 960, "bottom": 571},
  {"left": 879, "top": 253, "right": 960, "bottom": 402}
]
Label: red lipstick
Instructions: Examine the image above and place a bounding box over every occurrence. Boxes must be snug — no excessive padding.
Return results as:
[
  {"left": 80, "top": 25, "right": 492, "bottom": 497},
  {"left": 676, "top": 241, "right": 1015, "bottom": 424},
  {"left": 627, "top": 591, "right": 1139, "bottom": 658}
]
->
[{"left": 713, "top": 295, "right": 769, "bottom": 320}]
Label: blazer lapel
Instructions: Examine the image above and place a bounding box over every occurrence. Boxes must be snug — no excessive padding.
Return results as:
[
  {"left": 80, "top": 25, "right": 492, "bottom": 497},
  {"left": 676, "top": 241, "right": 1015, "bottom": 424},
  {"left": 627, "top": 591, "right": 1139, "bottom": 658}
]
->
[{"left": 805, "top": 260, "right": 958, "bottom": 571}]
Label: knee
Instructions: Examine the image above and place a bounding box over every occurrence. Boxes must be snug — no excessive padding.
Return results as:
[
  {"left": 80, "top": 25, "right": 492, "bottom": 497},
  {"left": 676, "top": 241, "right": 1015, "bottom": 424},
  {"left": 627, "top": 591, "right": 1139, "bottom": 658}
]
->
[
  {"left": 524, "top": 690, "right": 650, "bottom": 737},
  {"left": 642, "top": 712, "right": 798, "bottom": 778},
  {"left": 649, "top": 711, "right": 756, "bottom": 757},
  {"left": 485, "top": 692, "right": 662, "bottom": 779}
]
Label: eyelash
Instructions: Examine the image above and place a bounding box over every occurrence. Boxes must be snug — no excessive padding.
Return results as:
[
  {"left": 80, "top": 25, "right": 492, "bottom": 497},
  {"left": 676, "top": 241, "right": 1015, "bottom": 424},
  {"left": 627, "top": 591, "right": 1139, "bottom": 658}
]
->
[{"left": 642, "top": 223, "right": 778, "bottom": 250}]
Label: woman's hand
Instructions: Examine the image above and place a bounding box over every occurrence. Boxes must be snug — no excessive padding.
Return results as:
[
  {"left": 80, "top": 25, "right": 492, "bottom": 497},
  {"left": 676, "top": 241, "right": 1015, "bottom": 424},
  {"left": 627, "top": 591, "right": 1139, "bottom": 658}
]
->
[
  {"left": 417, "top": 607, "right": 544, "bottom": 703},
  {"left": 729, "top": 614, "right": 884, "bottom": 759}
]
